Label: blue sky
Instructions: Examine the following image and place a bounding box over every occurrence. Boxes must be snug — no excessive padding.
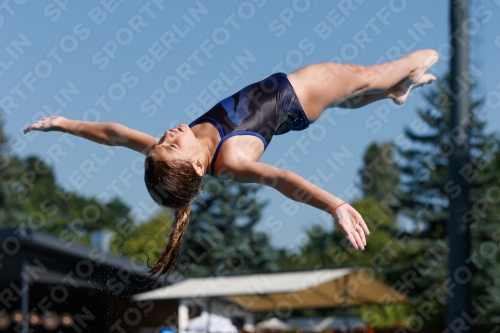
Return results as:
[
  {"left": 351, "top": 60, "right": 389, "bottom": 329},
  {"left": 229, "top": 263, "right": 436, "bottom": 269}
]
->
[{"left": 1, "top": 0, "right": 499, "bottom": 249}]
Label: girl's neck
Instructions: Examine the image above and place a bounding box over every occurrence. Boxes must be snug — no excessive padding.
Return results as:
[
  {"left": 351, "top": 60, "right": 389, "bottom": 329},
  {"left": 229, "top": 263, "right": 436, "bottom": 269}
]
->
[
  {"left": 191, "top": 123, "right": 221, "bottom": 173},
  {"left": 199, "top": 139, "right": 214, "bottom": 174}
]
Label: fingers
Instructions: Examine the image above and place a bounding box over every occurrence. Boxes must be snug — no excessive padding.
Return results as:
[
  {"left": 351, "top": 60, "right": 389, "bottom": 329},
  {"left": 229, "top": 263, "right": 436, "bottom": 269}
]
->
[
  {"left": 23, "top": 123, "right": 39, "bottom": 134},
  {"left": 359, "top": 218, "right": 370, "bottom": 236},
  {"left": 352, "top": 226, "right": 366, "bottom": 250},
  {"left": 346, "top": 232, "right": 359, "bottom": 250},
  {"left": 24, "top": 121, "right": 43, "bottom": 134},
  {"left": 343, "top": 232, "right": 365, "bottom": 251},
  {"left": 341, "top": 224, "right": 365, "bottom": 250},
  {"left": 345, "top": 221, "right": 368, "bottom": 251},
  {"left": 350, "top": 208, "right": 369, "bottom": 236},
  {"left": 357, "top": 225, "right": 366, "bottom": 248},
  {"left": 23, "top": 124, "right": 38, "bottom": 134},
  {"left": 23, "top": 117, "right": 54, "bottom": 134},
  {"left": 346, "top": 230, "right": 365, "bottom": 250}
]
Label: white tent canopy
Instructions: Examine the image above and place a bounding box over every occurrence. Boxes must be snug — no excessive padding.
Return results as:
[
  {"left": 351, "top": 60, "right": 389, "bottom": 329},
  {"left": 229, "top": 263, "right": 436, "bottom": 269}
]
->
[
  {"left": 287, "top": 316, "right": 367, "bottom": 332},
  {"left": 255, "top": 318, "right": 293, "bottom": 331},
  {"left": 133, "top": 268, "right": 409, "bottom": 311},
  {"left": 186, "top": 313, "right": 237, "bottom": 333}
]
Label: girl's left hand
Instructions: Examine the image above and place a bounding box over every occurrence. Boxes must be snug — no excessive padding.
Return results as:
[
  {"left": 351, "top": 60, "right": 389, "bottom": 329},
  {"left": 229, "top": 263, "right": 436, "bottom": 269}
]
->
[{"left": 332, "top": 204, "right": 369, "bottom": 250}]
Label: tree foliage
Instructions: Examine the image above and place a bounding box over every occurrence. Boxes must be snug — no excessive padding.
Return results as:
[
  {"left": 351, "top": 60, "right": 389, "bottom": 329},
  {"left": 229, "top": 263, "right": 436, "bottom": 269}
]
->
[
  {"left": 396, "top": 77, "right": 500, "bottom": 324},
  {"left": 178, "top": 178, "right": 279, "bottom": 277},
  {"left": 0, "top": 116, "right": 27, "bottom": 225},
  {"left": 0, "top": 153, "right": 135, "bottom": 245},
  {"left": 111, "top": 210, "right": 173, "bottom": 266},
  {"left": 360, "top": 142, "right": 400, "bottom": 204}
]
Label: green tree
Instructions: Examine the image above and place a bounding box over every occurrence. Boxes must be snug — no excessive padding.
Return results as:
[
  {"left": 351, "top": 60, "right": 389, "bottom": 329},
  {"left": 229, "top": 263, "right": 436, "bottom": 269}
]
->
[
  {"left": 0, "top": 114, "right": 29, "bottom": 225},
  {"left": 396, "top": 77, "right": 500, "bottom": 324},
  {"left": 111, "top": 210, "right": 172, "bottom": 265},
  {"left": 11, "top": 156, "right": 135, "bottom": 244},
  {"left": 360, "top": 142, "right": 400, "bottom": 204},
  {"left": 178, "top": 178, "right": 279, "bottom": 277},
  {"left": 0, "top": 155, "right": 27, "bottom": 225}
]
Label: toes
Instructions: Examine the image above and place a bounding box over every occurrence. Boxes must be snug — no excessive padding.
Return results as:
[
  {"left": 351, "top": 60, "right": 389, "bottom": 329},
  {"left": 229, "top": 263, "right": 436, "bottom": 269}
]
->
[
  {"left": 415, "top": 74, "right": 436, "bottom": 88},
  {"left": 423, "top": 74, "right": 436, "bottom": 83}
]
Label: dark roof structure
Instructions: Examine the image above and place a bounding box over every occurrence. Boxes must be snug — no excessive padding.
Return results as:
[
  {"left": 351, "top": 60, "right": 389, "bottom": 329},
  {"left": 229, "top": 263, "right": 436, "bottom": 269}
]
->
[
  {"left": 0, "top": 227, "right": 150, "bottom": 276},
  {"left": 0, "top": 227, "right": 178, "bottom": 332}
]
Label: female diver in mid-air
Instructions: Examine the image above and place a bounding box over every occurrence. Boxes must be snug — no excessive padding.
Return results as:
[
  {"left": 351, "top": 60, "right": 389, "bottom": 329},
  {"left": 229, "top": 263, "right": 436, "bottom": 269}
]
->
[{"left": 24, "top": 49, "right": 439, "bottom": 277}]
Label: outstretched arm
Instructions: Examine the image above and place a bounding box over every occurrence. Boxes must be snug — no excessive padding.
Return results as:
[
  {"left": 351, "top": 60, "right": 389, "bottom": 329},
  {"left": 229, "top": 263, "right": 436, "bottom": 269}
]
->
[
  {"left": 230, "top": 160, "right": 369, "bottom": 250},
  {"left": 24, "top": 116, "right": 158, "bottom": 155}
]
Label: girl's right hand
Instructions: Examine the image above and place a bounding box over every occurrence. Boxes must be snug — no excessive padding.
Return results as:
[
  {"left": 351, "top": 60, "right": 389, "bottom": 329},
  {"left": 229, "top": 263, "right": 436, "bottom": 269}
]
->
[{"left": 23, "top": 116, "right": 66, "bottom": 134}]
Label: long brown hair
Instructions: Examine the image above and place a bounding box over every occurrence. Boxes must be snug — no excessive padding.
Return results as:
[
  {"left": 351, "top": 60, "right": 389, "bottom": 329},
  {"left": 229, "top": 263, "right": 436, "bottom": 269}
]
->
[{"left": 144, "top": 156, "right": 203, "bottom": 277}]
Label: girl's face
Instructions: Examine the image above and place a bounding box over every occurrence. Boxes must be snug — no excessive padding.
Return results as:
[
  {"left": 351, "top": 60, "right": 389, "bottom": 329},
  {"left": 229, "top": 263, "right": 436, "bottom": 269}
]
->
[{"left": 150, "top": 124, "right": 201, "bottom": 161}]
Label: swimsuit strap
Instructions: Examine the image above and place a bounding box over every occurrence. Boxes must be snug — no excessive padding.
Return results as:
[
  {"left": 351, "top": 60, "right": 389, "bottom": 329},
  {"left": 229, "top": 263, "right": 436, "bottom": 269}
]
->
[{"left": 209, "top": 131, "right": 267, "bottom": 178}]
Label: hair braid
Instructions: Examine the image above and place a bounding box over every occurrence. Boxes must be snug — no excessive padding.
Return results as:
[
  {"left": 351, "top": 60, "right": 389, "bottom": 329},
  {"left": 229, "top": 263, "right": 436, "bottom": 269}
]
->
[{"left": 147, "top": 205, "right": 191, "bottom": 276}]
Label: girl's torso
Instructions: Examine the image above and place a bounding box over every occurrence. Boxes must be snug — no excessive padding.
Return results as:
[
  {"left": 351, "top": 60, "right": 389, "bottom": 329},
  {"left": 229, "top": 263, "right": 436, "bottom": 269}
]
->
[{"left": 189, "top": 73, "right": 310, "bottom": 179}]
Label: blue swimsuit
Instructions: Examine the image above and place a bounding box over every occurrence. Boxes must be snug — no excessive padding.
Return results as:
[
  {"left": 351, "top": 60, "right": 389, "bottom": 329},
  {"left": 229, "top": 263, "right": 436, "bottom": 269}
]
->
[{"left": 189, "top": 72, "right": 310, "bottom": 177}]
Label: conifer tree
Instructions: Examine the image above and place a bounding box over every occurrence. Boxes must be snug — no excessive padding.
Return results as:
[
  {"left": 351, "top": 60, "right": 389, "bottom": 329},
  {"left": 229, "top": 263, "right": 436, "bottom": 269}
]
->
[
  {"left": 360, "top": 142, "right": 400, "bottom": 204},
  {"left": 178, "top": 178, "right": 279, "bottom": 277},
  {"left": 397, "top": 77, "right": 500, "bottom": 323}
]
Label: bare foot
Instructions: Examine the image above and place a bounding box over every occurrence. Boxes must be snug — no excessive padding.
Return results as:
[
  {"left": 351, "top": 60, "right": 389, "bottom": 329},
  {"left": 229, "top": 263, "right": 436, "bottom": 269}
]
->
[
  {"left": 389, "top": 73, "right": 436, "bottom": 105},
  {"left": 406, "top": 49, "right": 439, "bottom": 84}
]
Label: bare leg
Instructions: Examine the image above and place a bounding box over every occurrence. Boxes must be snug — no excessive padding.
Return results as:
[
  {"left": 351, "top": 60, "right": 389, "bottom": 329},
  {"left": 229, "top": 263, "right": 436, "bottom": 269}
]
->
[
  {"left": 337, "top": 73, "right": 436, "bottom": 109},
  {"left": 336, "top": 92, "right": 390, "bottom": 109},
  {"left": 287, "top": 49, "right": 439, "bottom": 121}
]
